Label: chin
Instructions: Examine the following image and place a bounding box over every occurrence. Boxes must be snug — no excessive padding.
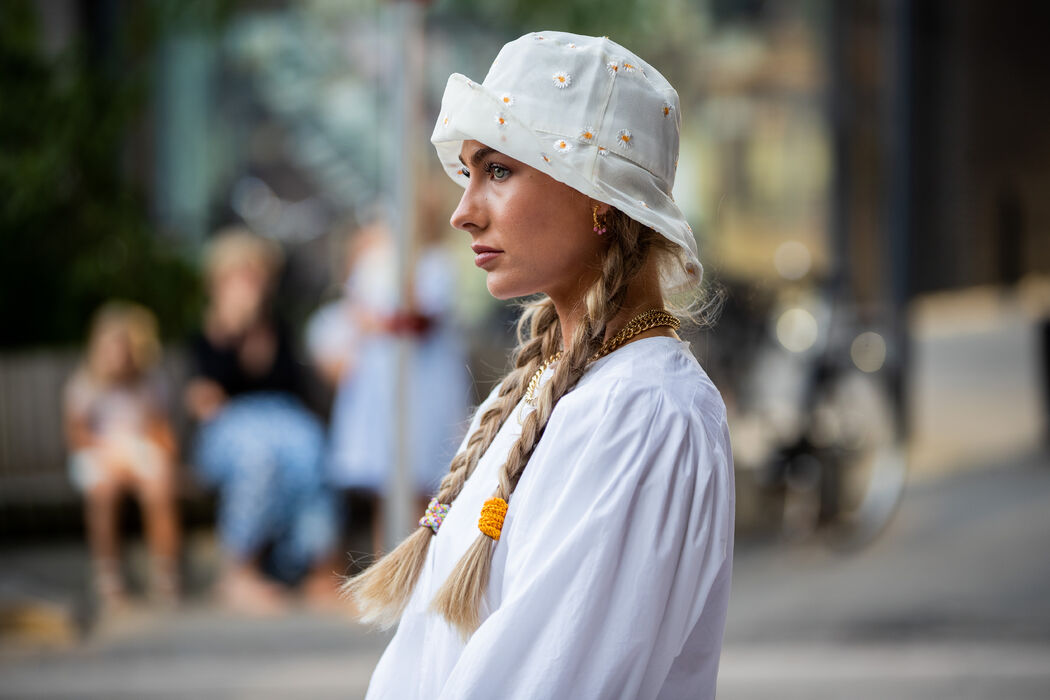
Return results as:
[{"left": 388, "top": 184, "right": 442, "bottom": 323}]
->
[{"left": 485, "top": 274, "right": 536, "bottom": 301}]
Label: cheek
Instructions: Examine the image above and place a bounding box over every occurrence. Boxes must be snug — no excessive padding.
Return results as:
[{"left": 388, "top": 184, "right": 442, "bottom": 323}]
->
[{"left": 502, "top": 185, "right": 589, "bottom": 248}]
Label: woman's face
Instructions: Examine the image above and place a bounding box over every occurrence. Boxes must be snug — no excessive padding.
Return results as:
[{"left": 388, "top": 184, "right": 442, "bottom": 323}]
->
[
  {"left": 209, "top": 263, "right": 268, "bottom": 333},
  {"left": 450, "top": 140, "right": 606, "bottom": 302},
  {"left": 90, "top": 325, "right": 135, "bottom": 382}
]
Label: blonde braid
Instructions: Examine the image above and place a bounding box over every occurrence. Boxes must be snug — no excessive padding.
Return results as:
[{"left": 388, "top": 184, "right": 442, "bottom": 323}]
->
[
  {"left": 431, "top": 210, "right": 657, "bottom": 638},
  {"left": 342, "top": 299, "right": 560, "bottom": 627}
]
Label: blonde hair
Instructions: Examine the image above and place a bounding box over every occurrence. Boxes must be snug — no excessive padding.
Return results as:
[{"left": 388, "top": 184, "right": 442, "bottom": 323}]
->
[
  {"left": 343, "top": 209, "right": 684, "bottom": 637},
  {"left": 86, "top": 301, "right": 162, "bottom": 382},
  {"left": 202, "top": 226, "right": 284, "bottom": 287}
]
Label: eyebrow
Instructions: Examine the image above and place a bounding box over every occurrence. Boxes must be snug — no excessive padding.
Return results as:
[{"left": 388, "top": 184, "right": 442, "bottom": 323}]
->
[{"left": 459, "top": 146, "right": 499, "bottom": 169}]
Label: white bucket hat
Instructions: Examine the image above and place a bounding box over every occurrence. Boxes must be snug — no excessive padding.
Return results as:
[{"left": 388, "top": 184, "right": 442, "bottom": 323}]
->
[{"left": 431, "top": 30, "right": 703, "bottom": 294}]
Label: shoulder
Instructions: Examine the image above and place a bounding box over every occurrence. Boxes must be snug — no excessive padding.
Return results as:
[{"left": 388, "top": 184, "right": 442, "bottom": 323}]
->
[
  {"left": 559, "top": 337, "right": 727, "bottom": 434},
  {"left": 537, "top": 337, "right": 730, "bottom": 482}
]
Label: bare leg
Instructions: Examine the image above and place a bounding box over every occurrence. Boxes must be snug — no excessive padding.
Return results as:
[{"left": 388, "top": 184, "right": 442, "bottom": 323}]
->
[
  {"left": 134, "top": 460, "right": 181, "bottom": 606},
  {"left": 301, "top": 552, "right": 346, "bottom": 612},
  {"left": 215, "top": 556, "right": 289, "bottom": 616},
  {"left": 83, "top": 475, "right": 127, "bottom": 609}
]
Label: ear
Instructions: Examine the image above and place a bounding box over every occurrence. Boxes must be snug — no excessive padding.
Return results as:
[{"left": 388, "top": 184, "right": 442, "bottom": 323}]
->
[{"left": 589, "top": 200, "right": 612, "bottom": 216}]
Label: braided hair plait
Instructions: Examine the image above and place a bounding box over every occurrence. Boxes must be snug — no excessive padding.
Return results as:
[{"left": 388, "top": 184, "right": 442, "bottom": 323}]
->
[
  {"left": 342, "top": 298, "right": 560, "bottom": 627},
  {"left": 431, "top": 209, "right": 658, "bottom": 638}
]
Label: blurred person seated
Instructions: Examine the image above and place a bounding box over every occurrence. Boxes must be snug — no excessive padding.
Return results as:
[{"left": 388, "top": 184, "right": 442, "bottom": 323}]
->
[
  {"left": 63, "top": 301, "right": 180, "bottom": 613},
  {"left": 185, "top": 227, "right": 341, "bottom": 615}
]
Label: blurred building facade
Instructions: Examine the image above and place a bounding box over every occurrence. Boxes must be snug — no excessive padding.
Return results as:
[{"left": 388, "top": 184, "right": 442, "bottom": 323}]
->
[{"left": 2, "top": 0, "right": 1048, "bottom": 529}]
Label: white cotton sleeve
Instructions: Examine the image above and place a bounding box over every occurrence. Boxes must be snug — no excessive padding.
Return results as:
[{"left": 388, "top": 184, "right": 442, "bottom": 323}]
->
[{"left": 436, "top": 379, "right": 735, "bottom": 700}]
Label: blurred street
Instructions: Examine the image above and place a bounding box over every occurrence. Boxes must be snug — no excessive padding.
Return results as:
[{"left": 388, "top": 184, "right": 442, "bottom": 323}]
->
[{"left": 2, "top": 446, "right": 1048, "bottom": 699}]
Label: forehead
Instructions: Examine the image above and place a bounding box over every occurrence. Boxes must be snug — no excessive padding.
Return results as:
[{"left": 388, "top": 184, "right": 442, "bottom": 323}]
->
[{"left": 459, "top": 140, "right": 508, "bottom": 166}]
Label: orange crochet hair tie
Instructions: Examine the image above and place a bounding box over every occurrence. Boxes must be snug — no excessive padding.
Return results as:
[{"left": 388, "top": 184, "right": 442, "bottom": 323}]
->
[{"left": 478, "top": 497, "right": 508, "bottom": 540}]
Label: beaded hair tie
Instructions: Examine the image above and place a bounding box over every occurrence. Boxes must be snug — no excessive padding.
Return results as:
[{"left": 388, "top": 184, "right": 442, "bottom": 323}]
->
[
  {"left": 478, "top": 497, "right": 509, "bottom": 540},
  {"left": 419, "top": 497, "right": 451, "bottom": 534}
]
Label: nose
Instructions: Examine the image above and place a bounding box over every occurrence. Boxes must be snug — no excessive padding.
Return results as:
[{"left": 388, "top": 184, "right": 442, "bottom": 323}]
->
[{"left": 449, "top": 181, "right": 486, "bottom": 233}]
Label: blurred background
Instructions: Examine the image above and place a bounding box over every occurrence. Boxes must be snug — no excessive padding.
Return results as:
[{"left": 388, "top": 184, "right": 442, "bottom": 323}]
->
[{"left": 1, "top": 0, "right": 1048, "bottom": 698}]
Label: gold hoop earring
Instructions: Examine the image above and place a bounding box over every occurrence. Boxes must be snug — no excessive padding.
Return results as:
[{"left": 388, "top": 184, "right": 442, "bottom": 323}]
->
[{"left": 592, "top": 205, "right": 607, "bottom": 235}]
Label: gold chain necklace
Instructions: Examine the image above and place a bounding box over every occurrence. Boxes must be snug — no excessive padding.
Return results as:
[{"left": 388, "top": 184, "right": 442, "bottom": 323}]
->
[{"left": 523, "top": 308, "right": 680, "bottom": 405}]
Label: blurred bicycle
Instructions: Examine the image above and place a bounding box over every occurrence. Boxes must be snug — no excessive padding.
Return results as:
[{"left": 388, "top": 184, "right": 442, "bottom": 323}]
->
[{"left": 700, "top": 274, "right": 908, "bottom": 550}]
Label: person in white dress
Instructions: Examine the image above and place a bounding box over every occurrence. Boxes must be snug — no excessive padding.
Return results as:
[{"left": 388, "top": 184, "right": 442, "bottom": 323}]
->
[
  {"left": 325, "top": 223, "right": 470, "bottom": 497},
  {"left": 344, "top": 31, "right": 735, "bottom": 700}
]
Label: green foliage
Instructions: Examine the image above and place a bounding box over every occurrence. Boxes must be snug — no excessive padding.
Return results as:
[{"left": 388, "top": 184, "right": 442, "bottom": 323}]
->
[{"left": 0, "top": 1, "right": 203, "bottom": 348}]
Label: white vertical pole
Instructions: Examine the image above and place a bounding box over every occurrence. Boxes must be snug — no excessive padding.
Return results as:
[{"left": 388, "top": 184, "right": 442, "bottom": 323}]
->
[{"left": 385, "top": 0, "right": 423, "bottom": 551}]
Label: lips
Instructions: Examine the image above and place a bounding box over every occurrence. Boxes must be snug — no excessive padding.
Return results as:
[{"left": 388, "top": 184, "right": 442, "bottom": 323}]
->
[{"left": 471, "top": 244, "right": 503, "bottom": 268}]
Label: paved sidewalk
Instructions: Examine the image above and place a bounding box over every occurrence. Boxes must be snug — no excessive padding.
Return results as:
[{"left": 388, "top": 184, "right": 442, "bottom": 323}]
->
[{"left": 2, "top": 449, "right": 1049, "bottom": 698}]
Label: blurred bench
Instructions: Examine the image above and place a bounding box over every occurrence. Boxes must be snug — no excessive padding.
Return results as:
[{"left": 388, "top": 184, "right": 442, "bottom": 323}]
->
[{"left": 0, "top": 346, "right": 204, "bottom": 533}]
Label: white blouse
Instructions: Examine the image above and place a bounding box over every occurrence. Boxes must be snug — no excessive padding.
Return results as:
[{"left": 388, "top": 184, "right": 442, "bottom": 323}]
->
[{"left": 365, "top": 336, "right": 735, "bottom": 700}]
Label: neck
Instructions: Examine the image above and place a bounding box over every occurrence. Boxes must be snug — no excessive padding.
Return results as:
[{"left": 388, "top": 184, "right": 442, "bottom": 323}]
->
[{"left": 550, "top": 260, "right": 671, "bottom": 353}]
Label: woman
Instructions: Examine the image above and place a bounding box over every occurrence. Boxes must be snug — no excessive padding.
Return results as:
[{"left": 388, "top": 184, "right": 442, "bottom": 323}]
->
[
  {"left": 346, "top": 31, "right": 735, "bottom": 699},
  {"left": 64, "top": 302, "right": 180, "bottom": 611},
  {"left": 185, "top": 227, "right": 340, "bottom": 614}
]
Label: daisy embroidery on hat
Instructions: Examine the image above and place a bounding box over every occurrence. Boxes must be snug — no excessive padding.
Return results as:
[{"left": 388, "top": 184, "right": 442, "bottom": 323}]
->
[
  {"left": 622, "top": 61, "right": 638, "bottom": 73},
  {"left": 553, "top": 139, "right": 573, "bottom": 152},
  {"left": 552, "top": 71, "right": 572, "bottom": 88},
  {"left": 606, "top": 61, "right": 620, "bottom": 76},
  {"left": 541, "top": 153, "right": 552, "bottom": 164},
  {"left": 662, "top": 102, "right": 674, "bottom": 118},
  {"left": 597, "top": 145, "right": 609, "bottom": 157},
  {"left": 495, "top": 113, "right": 508, "bottom": 128},
  {"left": 617, "top": 129, "right": 633, "bottom": 148},
  {"left": 500, "top": 94, "right": 514, "bottom": 106},
  {"left": 578, "top": 128, "right": 595, "bottom": 142}
]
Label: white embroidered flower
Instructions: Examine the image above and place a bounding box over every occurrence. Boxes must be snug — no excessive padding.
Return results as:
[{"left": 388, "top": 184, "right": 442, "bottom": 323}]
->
[
  {"left": 533, "top": 34, "right": 545, "bottom": 41},
  {"left": 567, "top": 42, "right": 578, "bottom": 49},
  {"left": 622, "top": 61, "right": 638, "bottom": 73},
  {"left": 553, "top": 139, "right": 573, "bottom": 152},
  {"left": 639, "top": 200, "right": 650, "bottom": 209},
  {"left": 606, "top": 61, "right": 620, "bottom": 76},
  {"left": 494, "top": 113, "right": 508, "bottom": 128},
  {"left": 597, "top": 146, "right": 609, "bottom": 157},
  {"left": 442, "top": 114, "right": 450, "bottom": 126},
  {"left": 578, "top": 128, "right": 596, "bottom": 142},
  {"left": 500, "top": 94, "right": 514, "bottom": 106},
  {"left": 617, "top": 129, "right": 633, "bottom": 148},
  {"left": 662, "top": 102, "right": 674, "bottom": 118},
  {"left": 552, "top": 71, "right": 572, "bottom": 88},
  {"left": 541, "top": 153, "right": 552, "bottom": 164}
]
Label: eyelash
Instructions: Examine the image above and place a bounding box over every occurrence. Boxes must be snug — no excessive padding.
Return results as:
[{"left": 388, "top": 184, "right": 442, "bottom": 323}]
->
[{"left": 460, "top": 163, "right": 511, "bottom": 181}]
